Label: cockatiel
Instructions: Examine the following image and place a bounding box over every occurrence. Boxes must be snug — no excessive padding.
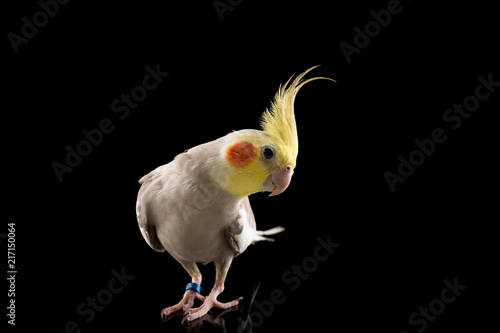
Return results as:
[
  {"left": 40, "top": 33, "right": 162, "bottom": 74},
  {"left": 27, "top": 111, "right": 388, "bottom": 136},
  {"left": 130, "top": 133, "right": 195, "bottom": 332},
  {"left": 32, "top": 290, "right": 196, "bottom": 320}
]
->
[{"left": 136, "top": 66, "right": 333, "bottom": 322}]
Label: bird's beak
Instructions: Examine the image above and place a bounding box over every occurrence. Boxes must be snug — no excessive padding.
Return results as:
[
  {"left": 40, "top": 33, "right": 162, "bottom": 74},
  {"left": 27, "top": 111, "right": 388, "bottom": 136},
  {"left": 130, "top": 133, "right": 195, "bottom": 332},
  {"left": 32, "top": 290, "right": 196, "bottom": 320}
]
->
[{"left": 262, "top": 165, "right": 294, "bottom": 196}]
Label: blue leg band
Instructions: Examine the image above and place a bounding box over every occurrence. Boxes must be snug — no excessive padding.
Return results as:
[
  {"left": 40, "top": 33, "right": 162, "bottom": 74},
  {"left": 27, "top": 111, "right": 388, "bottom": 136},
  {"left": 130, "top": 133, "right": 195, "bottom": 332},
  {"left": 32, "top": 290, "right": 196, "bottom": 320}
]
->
[{"left": 185, "top": 282, "right": 201, "bottom": 294}]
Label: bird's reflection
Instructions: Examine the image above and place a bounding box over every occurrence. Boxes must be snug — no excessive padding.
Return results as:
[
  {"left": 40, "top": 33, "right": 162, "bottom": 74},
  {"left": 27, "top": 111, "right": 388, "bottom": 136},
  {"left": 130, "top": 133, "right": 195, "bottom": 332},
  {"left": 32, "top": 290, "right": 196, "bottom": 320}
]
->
[{"left": 161, "top": 306, "right": 242, "bottom": 332}]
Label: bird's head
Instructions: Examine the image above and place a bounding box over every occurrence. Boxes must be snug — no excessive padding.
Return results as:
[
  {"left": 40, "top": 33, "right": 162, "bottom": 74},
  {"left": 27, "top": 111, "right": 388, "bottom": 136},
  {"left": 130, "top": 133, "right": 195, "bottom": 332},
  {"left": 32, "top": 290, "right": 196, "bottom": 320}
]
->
[{"left": 209, "top": 66, "right": 334, "bottom": 199}]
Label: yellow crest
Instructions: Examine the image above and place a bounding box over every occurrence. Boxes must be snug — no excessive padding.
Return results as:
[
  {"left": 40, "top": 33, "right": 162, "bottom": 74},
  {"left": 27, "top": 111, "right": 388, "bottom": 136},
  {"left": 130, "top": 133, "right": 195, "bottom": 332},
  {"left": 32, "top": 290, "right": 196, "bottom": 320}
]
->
[{"left": 260, "top": 66, "right": 335, "bottom": 168}]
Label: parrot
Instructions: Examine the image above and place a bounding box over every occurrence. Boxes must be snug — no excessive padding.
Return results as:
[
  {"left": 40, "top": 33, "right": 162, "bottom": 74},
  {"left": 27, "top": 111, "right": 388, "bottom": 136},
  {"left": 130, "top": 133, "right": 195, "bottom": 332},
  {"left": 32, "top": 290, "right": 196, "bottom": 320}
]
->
[{"left": 136, "top": 66, "right": 333, "bottom": 322}]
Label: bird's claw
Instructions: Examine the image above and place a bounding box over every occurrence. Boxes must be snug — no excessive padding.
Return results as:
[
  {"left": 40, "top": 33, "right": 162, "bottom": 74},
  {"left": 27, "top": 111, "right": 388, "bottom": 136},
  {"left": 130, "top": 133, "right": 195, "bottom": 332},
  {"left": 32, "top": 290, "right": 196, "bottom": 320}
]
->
[
  {"left": 160, "top": 289, "right": 206, "bottom": 320},
  {"left": 182, "top": 296, "right": 243, "bottom": 322},
  {"left": 181, "top": 311, "right": 209, "bottom": 325},
  {"left": 161, "top": 306, "right": 180, "bottom": 319}
]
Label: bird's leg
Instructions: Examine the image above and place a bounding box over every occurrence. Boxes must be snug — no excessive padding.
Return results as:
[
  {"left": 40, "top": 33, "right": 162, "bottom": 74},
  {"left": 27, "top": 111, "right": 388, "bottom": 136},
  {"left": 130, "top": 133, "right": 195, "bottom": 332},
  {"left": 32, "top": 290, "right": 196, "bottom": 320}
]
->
[
  {"left": 161, "top": 263, "right": 205, "bottom": 318},
  {"left": 183, "top": 259, "right": 242, "bottom": 322}
]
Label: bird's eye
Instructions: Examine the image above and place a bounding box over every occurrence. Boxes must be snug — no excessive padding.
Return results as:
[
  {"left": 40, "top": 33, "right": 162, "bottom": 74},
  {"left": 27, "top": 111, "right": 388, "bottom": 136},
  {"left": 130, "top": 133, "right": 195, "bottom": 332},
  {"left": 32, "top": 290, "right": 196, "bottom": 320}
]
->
[{"left": 261, "top": 146, "right": 275, "bottom": 161}]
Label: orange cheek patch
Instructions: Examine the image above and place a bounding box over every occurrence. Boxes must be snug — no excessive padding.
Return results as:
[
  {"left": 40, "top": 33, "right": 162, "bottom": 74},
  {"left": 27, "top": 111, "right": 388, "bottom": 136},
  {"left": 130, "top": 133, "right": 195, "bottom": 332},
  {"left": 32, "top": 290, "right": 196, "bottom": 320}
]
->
[{"left": 226, "top": 141, "right": 259, "bottom": 169}]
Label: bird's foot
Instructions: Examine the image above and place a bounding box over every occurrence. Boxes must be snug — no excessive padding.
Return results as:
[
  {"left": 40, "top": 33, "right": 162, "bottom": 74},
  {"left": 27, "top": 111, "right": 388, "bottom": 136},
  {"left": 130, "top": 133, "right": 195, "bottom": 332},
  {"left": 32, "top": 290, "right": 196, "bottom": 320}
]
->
[
  {"left": 161, "top": 289, "right": 206, "bottom": 318},
  {"left": 183, "top": 284, "right": 242, "bottom": 323}
]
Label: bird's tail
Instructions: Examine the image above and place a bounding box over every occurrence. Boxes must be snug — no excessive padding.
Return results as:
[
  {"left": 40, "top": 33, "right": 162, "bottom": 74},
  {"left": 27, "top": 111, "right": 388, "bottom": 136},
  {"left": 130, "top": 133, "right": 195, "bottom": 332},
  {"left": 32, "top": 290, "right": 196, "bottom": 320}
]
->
[{"left": 252, "top": 226, "right": 285, "bottom": 243}]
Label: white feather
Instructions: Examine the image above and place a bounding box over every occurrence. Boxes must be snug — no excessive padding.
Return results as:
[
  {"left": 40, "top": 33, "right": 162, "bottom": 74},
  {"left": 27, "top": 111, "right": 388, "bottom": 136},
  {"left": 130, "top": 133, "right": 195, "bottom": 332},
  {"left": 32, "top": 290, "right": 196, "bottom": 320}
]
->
[{"left": 234, "top": 208, "right": 254, "bottom": 255}]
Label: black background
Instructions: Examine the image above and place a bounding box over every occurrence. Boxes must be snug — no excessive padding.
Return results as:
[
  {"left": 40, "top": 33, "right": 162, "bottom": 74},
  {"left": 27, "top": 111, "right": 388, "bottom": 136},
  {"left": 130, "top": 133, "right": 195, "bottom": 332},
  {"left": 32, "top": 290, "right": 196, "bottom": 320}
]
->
[{"left": 4, "top": 0, "right": 498, "bottom": 332}]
